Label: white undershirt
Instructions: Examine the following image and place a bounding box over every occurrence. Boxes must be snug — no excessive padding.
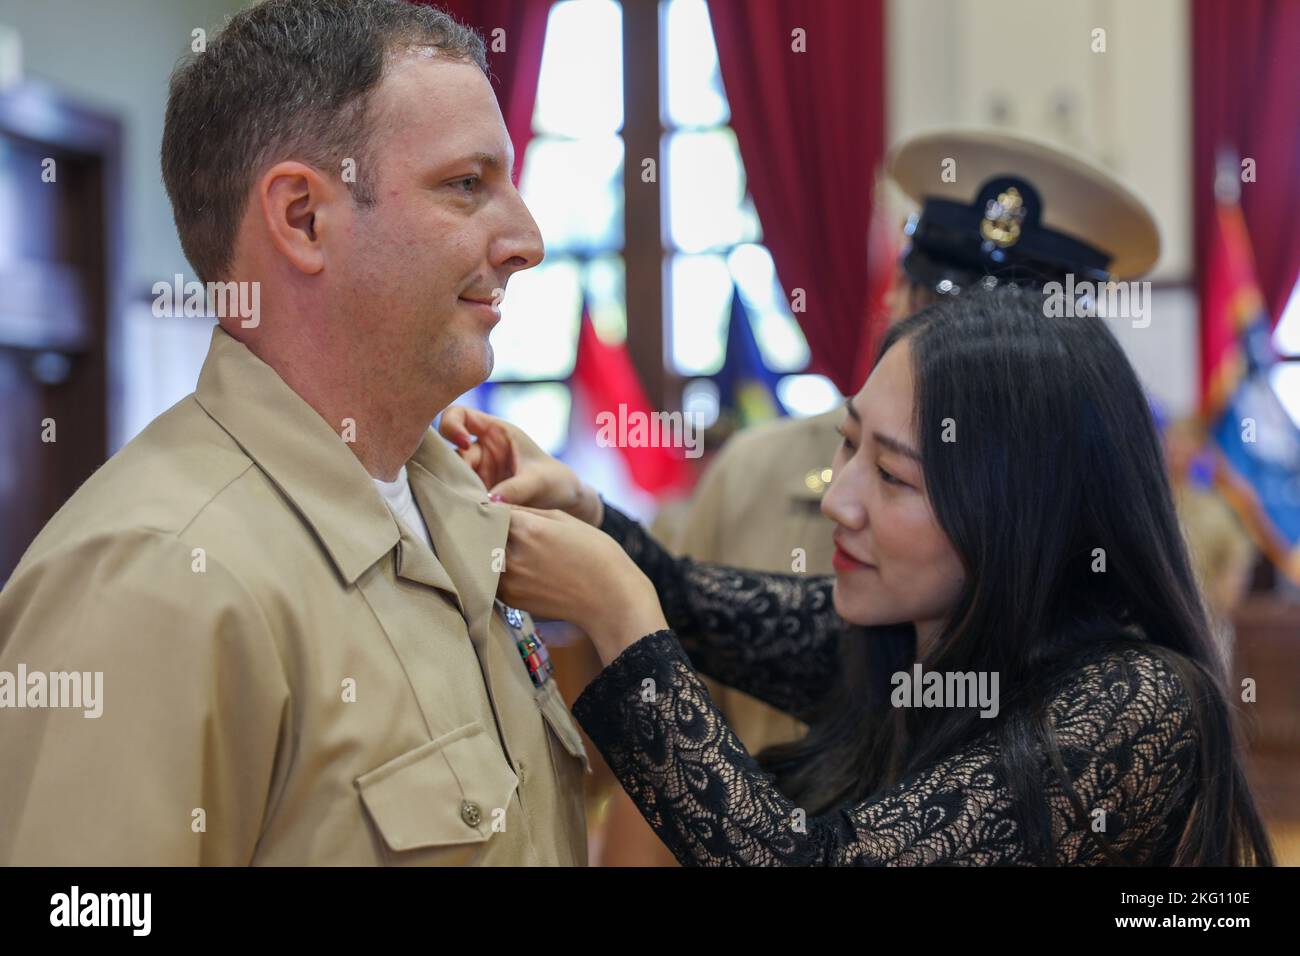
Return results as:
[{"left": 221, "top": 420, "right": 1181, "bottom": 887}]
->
[{"left": 372, "top": 466, "right": 434, "bottom": 553}]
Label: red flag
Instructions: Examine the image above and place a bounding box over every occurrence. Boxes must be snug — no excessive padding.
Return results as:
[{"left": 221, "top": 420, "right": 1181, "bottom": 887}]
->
[
  {"left": 1201, "top": 199, "right": 1268, "bottom": 419},
  {"left": 569, "top": 309, "right": 692, "bottom": 497}
]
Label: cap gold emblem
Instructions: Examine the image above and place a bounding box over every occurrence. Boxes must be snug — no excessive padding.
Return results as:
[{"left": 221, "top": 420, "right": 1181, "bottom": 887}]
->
[{"left": 980, "top": 187, "right": 1027, "bottom": 247}]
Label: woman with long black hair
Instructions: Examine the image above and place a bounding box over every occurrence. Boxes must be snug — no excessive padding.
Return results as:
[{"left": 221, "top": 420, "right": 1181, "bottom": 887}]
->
[{"left": 443, "top": 286, "right": 1274, "bottom": 865}]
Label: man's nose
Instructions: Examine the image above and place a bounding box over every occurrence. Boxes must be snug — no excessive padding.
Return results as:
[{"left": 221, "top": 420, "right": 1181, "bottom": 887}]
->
[{"left": 494, "top": 187, "right": 545, "bottom": 276}]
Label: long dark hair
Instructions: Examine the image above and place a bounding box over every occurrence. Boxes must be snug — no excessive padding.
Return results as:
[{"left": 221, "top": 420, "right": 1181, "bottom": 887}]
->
[{"left": 759, "top": 286, "right": 1274, "bottom": 865}]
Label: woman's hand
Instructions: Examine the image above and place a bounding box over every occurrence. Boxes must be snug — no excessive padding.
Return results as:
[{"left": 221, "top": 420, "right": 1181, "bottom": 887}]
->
[
  {"left": 501, "top": 505, "right": 668, "bottom": 665},
  {"left": 439, "top": 406, "right": 603, "bottom": 525}
]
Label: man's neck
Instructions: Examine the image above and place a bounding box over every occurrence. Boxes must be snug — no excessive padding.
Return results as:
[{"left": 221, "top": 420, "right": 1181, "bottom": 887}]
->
[
  {"left": 238, "top": 331, "right": 441, "bottom": 482},
  {"left": 347, "top": 419, "right": 427, "bottom": 482}
]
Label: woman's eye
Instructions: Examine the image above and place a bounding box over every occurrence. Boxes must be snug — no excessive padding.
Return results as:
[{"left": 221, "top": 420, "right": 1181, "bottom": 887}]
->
[
  {"left": 877, "top": 465, "right": 903, "bottom": 486},
  {"left": 835, "top": 429, "right": 855, "bottom": 453}
]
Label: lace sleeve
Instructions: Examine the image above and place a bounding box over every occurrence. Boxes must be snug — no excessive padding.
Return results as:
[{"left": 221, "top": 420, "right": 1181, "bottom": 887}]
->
[
  {"left": 598, "top": 501, "right": 842, "bottom": 723},
  {"left": 571, "top": 631, "right": 1201, "bottom": 866}
]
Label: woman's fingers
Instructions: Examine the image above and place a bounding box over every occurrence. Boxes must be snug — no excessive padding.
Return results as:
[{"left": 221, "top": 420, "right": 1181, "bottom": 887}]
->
[
  {"left": 461, "top": 443, "right": 497, "bottom": 487},
  {"left": 501, "top": 502, "right": 553, "bottom": 515},
  {"left": 440, "top": 406, "right": 519, "bottom": 487},
  {"left": 438, "top": 406, "right": 475, "bottom": 449},
  {"left": 460, "top": 410, "right": 516, "bottom": 485},
  {"left": 488, "top": 475, "right": 527, "bottom": 503},
  {"left": 461, "top": 407, "right": 511, "bottom": 445},
  {"left": 439, "top": 406, "right": 512, "bottom": 454},
  {"left": 505, "top": 503, "right": 587, "bottom": 534}
]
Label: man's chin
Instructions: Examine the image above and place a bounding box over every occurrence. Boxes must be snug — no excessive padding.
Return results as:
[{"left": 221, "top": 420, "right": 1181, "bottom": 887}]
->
[
  {"left": 432, "top": 333, "right": 495, "bottom": 404},
  {"left": 459, "top": 340, "right": 494, "bottom": 395}
]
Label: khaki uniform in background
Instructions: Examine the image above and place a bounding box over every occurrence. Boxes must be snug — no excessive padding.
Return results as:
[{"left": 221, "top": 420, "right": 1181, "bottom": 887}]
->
[
  {"left": 600, "top": 409, "right": 841, "bottom": 865},
  {"left": 0, "top": 325, "right": 588, "bottom": 866},
  {"left": 658, "top": 408, "right": 843, "bottom": 754}
]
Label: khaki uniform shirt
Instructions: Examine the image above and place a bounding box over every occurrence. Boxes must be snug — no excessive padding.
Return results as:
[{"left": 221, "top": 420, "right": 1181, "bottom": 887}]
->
[
  {"left": 660, "top": 409, "right": 842, "bottom": 754},
  {"left": 0, "top": 325, "right": 588, "bottom": 866}
]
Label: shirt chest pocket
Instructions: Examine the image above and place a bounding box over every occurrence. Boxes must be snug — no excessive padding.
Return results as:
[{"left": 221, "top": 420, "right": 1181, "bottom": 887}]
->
[
  {"left": 355, "top": 720, "right": 518, "bottom": 865},
  {"left": 534, "top": 678, "right": 591, "bottom": 775}
]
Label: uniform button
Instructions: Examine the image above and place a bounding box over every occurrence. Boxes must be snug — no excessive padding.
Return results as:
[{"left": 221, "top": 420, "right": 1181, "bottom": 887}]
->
[{"left": 460, "top": 800, "right": 482, "bottom": 828}]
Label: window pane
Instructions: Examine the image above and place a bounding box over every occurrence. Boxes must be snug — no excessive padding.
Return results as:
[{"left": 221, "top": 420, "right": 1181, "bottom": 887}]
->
[
  {"left": 777, "top": 374, "right": 843, "bottom": 417},
  {"left": 492, "top": 258, "right": 582, "bottom": 380},
  {"left": 520, "top": 136, "right": 624, "bottom": 253},
  {"left": 1274, "top": 276, "right": 1300, "bottom": 357},
  {"left": 665, "top": 129, "right": 760, "bottom": 253},
  {"left": 681, "top": 377, "right": 721, "bottom": 429},
  {"left": 1270, "top": 363, "right": 1300, "bottom": 430},
  {"left": 662, "top": 0, "right": 728, "bottom": 128},
  {"left": 728, "top": 243, "right": 809, "bottom": 371},
  {"left": 487, "top": 383, "right": 572, "bottom": 456},
  {"left": 669, "top": 253, "right": 731, "bottom": 375},
  {"left": 585, "top": 254, "right": 627, "bottom": 343},
  {"left": 533, "top": 0, "right": 624, "bottom": 137}
]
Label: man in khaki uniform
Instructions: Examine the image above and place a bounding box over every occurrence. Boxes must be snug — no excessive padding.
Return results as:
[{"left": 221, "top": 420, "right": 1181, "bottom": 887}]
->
[
  {"left": 602, "top": 128, "right": 1162, "bottom": 864},
  {"left": 0, "top": 327, "right": 588, "bottom": 865},
  {"left": 0, "top": 0, "right": 588, "bottom": 865}
]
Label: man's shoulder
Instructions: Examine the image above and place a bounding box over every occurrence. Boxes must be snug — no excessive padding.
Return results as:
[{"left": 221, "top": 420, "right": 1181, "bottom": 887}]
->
[
  {"left": 13, "top": 394, "right": 259, "bottom": 575},
  {"left": 711, "top": 408, "right": 843, "bottom": 474}
]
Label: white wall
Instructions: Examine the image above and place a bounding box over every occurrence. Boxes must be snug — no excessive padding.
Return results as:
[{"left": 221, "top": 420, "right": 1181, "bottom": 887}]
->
[
  {"left": 0, "top": 0, "right": 253, "bottom": 295},
  {"left": 0, "top": 0, "right": 253, "bottom": 447},
  {"left": 886, "top": 0, "right": 1199, "bottom": 417}
]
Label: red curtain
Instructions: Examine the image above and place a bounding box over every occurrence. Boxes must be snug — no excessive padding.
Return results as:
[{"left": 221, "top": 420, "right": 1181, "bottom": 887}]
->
[
  {"left": 1192, "top": 0, "right": 1300, "bottom": 336},
  {"left": 708, "top": 0, "right": 887, "bottom": 396},
  {"left": 415, "top": 0, "right": 553, "bottom": 179}
]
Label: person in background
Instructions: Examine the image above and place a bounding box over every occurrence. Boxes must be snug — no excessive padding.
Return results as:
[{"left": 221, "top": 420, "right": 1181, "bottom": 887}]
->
[{"left": 1164, "top": 417, "right": 1259, "bottom": 674}]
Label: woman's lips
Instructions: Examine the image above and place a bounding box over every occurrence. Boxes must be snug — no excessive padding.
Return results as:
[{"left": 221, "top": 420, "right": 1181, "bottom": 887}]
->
[{"left": 832, "top": 544, "right": 876, "bottom": 572}]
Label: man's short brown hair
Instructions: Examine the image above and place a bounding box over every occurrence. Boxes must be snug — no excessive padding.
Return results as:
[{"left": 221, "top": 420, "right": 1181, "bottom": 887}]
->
[{"left": 161, "top": 0, "right": 487, "bottom": 283}]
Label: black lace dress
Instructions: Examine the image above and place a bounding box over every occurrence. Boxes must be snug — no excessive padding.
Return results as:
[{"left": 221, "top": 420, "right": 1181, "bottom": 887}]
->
[{"left": 569, "top": 502, "right": 1202, "bottom": 866}]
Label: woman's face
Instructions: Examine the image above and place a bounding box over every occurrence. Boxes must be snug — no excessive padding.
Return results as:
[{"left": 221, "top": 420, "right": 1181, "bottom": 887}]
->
[{"left": 820, "top": 338, "right": 966, "bottom": 640}]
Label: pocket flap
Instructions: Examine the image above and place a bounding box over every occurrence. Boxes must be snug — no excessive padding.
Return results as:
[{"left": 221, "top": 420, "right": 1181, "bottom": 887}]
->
[
  {"left": 535, "top": 682, "right": 591, "bottom": 774},
  {"left": 355, "top": 721, "right": 519, "bottom": 851}
]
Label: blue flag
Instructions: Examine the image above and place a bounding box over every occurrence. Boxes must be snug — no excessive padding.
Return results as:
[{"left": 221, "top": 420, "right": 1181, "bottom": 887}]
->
[
  {"left": 715, "top": 285, "right": 786, "bottom": 427},
  {"left": 1205, "top": 231, "right": 1300, "bottom": 585}
]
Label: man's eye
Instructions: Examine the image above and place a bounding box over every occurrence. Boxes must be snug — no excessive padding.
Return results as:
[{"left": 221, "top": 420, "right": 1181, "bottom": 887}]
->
[{"left": 452, "top": 176, "right": 479, "bottom": 194}]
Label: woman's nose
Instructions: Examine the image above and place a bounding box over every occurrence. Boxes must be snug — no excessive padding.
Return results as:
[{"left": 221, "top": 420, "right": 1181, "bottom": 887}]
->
[{"left": 821, "top": 466, "right": 867, "bottom": 531}]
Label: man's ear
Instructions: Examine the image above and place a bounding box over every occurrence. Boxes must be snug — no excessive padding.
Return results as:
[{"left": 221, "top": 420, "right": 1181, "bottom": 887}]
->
[{"left": 257, "top": 160, "right": 337, "bottom": 276}]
